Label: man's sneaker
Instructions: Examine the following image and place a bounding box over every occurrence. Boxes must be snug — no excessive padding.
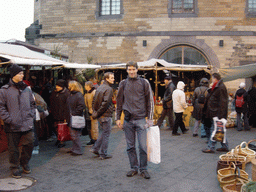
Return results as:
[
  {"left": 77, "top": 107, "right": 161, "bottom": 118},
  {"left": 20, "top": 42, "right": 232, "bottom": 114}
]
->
[
  {"left": 99, "top": 155, "right": 112, "bottom": 160},
  {"left": 90, "top": 149, "right": 99, "bottom": 156},
  {"left": 12, "top": 169, "right": 22, "bottom": 179},
  {"left": 126, "top": 170, "right": 138, "bottom": 177},
  {"left": 141, "top": 170, "right": 150, "bottom": 179},
  {"left": 22, "top": 165, "right": 31, "bottom": 174}
]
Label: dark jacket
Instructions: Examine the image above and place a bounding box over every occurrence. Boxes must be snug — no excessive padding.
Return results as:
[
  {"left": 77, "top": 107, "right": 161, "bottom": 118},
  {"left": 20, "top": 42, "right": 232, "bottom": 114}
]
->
[
  {"left": 248, "top": 87, "right": 256, "bottom": 115},
  {"left": 203, "top": 79, "right": 228, "bottom": 119},
  {"left": 92, "top": 81, "right": 114, "bottom": 118},
  {"left": 50, "top": 87, "right": 70, "bottom": 122},
  {"left": 116, "top": 76, "right": 154, "bottom": 120},
  {"left": 192, "top": 85, "right": 208, "bottom": 120},
  {"left": 163, "top": 81, "right": 176, "bottom": 109},
  {"left": 234, "top": 88, "right": 248, "bottom": 113},
  {"left": 67, "top": 91, "right": 86, "bottom": 126},
  {"left": 0, "top": 80, "right": 36, "bottom": 132}
]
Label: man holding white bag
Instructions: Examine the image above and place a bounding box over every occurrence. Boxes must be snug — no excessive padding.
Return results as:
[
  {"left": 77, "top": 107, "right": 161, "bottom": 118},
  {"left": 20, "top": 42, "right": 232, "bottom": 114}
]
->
[{"left": 116, "top": 61, "right": 154, "bottom": 179}]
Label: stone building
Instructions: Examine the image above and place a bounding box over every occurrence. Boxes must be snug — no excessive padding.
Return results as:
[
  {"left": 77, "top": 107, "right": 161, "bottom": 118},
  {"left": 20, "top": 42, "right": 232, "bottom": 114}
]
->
[{"left": 26, "top": 0, "right": 256, "bottom": 92}]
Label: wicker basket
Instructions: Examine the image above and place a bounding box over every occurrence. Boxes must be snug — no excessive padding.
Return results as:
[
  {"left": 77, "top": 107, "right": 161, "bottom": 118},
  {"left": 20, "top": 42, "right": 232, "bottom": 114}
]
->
[
  {"left": 217, "top": 162, "right": 248, "bottom": 182},
  {"left": 248, "top": 139, "right": 256, "bottom": 152},
  {"left": 219, "top": 175, "right": 249, "bottom": 189},
  {"left": 252, "top": 159, "right": 256, "bottom": 181},
  {"left": 240, "top": 141, "right": 256, "bottom": 163},
  {"left": 220, "top": 153, "right": 246, "bottom": 170},
  {"left": 217, "top": 160, "right": 243, "bottom": 172},
  {"left": 234, "top": 145, "right": 250, "bottom": 164},
  {"left": 222, "top": 178, "right": 246, "bottom": 192}
]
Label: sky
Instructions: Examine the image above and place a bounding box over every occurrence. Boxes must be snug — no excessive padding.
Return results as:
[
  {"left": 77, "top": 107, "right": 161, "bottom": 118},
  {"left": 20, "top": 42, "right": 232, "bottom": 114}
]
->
[{"left": 0, "top": 0, "right": 34, "bottom": 42}]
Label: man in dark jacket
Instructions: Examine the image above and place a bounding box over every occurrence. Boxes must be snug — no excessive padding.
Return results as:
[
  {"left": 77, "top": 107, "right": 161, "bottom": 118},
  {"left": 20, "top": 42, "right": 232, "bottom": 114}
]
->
[
  {"left": 0, "top": 64, "right": 36, "bottom": 178},
  {"left": 235, "top": 82, "right": 250, "bottom": 131},
  {"left": 90, "top": 72, "right": 115, "bottom": 160},
  {"left": 116, "top": 61, "right": 154, "bottom": 179},
  {"left": 202, "top": 73, "right": 229, "bottom": 153},
  {"left": 156, "top": 75, "right": 176, "bottom": 130}
]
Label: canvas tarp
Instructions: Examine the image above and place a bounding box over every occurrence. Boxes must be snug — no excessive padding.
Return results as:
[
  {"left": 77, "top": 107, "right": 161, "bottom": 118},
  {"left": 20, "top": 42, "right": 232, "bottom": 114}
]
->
[
  {"left": 100, "top": 58, "right": 209, "bottom": 71},
  {"left": 0, "top": 43, "right": 67, "bottom": 66},
  {"left": 62, "top": 63, "right": 101, "bottom": 69},
  {"left": 219, "top": 63, "right": 256, "bottom": 82}
]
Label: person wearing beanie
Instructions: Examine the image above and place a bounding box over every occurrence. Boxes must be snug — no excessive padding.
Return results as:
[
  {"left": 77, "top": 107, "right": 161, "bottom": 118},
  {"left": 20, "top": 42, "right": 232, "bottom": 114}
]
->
[
  {"left": 0, "top": 64, "right": 36, "bottom": 178},
  {"left": 172, "top": 81, "right": 189, "bottom": 136},
  {"left": 49, "top": 79, "right": 70, "bottom": 148},
  {"left": 234, "top": 82, "right": 250, "bottom": 131},
  {"left": 156, "top": 75, "right": 176, "bottom": 130}
]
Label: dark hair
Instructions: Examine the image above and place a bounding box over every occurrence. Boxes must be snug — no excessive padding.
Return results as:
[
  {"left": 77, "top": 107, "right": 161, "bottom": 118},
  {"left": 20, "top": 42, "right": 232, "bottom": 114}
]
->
[
  {"left": 212, "top": 73, "right": 221, "bottom": 80},
  {"left": 126, "top": 61, "right": 138, "bottom": 70},
  {"left": 103, "top": 72, "right": 114, "bottom": 80},
  {"left": 84, "top": 81, "right": 94, "bottom": 88}
]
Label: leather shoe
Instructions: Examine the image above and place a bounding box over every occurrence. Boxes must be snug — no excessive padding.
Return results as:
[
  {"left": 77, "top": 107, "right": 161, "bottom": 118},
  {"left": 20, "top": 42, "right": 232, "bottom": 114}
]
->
[
  {"left": 71, "top": 152, "right": 82, "bottom": 156},
  {"left": 126, "top": 170, "right": 138, "bottom": 177},
  {"left": 141, "top": 170, "right": 150, "bottom": 179},
  {"left": 90, "top": 149, "right": 99, "bottom": 156},
  {"left": 172, "top": 133, "right": 180, "bottom": 136},
  {"left": 182, "top": 129, "right": 189, "bottom": 134},
  {"left": 99, "top": 155, "right": 112, "bottom": 160},
  {"left": 202, "top": 149, "right": 215, "bottom": 153},
  {"left": 193, "top": 134, "right": 198, "bottom": 137},
  {"left": 216, "top": 148, "right": 229, "bottom": 152}
]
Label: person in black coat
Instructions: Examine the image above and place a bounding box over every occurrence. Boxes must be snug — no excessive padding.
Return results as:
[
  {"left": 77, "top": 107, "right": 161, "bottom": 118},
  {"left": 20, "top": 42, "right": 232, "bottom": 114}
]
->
[
  {"left": 49, "top": 79, "right": 70, "bottom": 148},
  {"left": 67, "top": 81, "right": 86, "bottom": 156},
  {"left": 156, "top": 76, "right": 176, "bottom": 130},
  {"left": 202, "top": 73, "right": 229, "bottom": 153},
  {"left": 234, "top": 82, "right": 250, "bottom": 131},
  {"left": 248, "top": 83, "right": 256, "bottom": 127}
]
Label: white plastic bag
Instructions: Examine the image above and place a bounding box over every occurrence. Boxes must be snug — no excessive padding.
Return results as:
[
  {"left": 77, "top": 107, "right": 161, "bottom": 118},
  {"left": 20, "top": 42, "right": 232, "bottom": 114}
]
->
[{"left": 147, "top": 125, "right": 161, "bottom": 164}]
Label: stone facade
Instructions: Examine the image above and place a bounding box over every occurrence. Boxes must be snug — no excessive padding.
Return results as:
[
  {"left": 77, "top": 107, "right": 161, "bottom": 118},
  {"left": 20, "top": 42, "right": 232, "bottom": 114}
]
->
[{"left": 31, "top": 0, "right": 256, "bottom": 90}]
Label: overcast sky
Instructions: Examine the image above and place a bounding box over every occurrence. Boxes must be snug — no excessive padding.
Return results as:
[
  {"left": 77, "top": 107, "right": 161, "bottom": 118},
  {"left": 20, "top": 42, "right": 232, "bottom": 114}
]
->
[{"left": 0, "top": 0, "right": 34, "bottom": 41}]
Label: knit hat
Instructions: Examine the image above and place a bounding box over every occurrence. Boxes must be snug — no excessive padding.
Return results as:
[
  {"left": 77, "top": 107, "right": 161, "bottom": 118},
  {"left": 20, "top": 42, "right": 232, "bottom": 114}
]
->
[
  {"left": 56, "top": 79, "right": 66, "bottom": 88},
  {"left": 239, "top": 82, "right": 245, "bottom": 89},
  {"left": 9, "top": 64, "right": 23, "bottom": 78}
]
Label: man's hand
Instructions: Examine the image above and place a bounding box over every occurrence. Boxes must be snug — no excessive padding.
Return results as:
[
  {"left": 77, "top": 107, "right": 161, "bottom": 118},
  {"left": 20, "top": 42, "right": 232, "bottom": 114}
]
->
[
  {"left": 116, "top": 120, "right": 123, "bottom": 129},
  {"left": 146, "top": 119, "right": 154, "bottom": 128}
]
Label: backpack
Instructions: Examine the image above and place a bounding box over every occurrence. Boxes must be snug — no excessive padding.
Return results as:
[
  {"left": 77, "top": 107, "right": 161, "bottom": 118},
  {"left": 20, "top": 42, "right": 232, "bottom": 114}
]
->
[
  {"left": 235, "top": 95, "right": 245, "bottom": 108},
  {"left": 198, "top": 88, "right": 207, "bottom": 104}
]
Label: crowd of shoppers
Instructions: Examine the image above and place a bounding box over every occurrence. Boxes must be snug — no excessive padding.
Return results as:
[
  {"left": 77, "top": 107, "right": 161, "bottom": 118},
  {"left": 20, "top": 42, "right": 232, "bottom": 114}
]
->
[{"left": 1, "top": 63, "right": 256, "bottom": 180}]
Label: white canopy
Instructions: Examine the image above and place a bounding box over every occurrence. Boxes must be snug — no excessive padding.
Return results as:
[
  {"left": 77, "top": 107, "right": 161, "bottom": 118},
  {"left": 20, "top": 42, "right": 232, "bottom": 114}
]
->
[
  {"left": 0, "top": 43, "right": 67, "bottom": 66},
  {"left": 100, "top": 58, "right": 209, "bottom": 71},
  {"left": 63, "top": 63, "right": 101, "bottom": 69}
]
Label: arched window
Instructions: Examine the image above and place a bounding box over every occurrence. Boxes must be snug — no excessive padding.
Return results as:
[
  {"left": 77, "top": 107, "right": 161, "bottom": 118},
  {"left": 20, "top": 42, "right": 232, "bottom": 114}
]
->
[{"left": 159, "top": 45, "right": 208, "bottom": 65}]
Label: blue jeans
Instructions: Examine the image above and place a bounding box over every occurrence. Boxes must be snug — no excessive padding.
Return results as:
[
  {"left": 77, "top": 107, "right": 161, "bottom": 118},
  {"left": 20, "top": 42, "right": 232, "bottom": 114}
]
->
[
  {"left": 70, "top": 128, "right": 82, "bottom": 155},
  {"left": 207, "top": 122, "right": 229, "bottom": 150},
  {"left": 237, "top": 112, "right": 249, "bottom": 130},
  {"left": 123, "top": 118, "right": 147, "bottom": 172},
  {"left": 92, "top": 117, "right": 112, "bottom": 157}
]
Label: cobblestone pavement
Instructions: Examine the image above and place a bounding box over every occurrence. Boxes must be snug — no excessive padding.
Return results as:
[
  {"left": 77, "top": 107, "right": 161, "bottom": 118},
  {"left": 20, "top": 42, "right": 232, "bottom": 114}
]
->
[{"left": 0, "top": 126, "right": 255, "bottom": 192}]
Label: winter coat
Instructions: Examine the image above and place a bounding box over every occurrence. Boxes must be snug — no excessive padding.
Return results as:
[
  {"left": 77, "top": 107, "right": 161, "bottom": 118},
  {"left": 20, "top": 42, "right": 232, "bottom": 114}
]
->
[
  {"left": 162, "top": 81, "right": 176, "bottom": 109},
  {"left": 234, "top": 88, "right": 248, "bottom": 113},
  {"left": 67, "top": 91, "right": 86, "bottom": 126},
  {"left": 192, "top": 86, "right": 208, "bottom": 120},
  {"left": 84, "top": 87, "right": 96, "bottom": 120},
  {"left": 92, "top": 81, "right": 114, "bottom": 119},
  {"left": 248, "top": 87, "right": 256, "bottom": 116},
  {"left": 203, "top": 79, "right": 228, "bottom": 119},
  {"left": 172, "top": 81, "right": 188, "bottom": 113},
  {"left": 116, "top": 76, "right": 154, "bottom": 120},
  {"left": 50, "top": 87, "right": 70, "bottom": 122},
  {"left": 0, "top": 80, "right": 36, "bottom": 132}
]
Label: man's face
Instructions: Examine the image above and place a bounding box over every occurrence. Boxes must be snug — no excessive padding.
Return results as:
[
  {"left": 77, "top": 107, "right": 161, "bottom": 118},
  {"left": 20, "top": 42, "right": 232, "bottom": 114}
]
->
[
  {"left": 164, "top": 79, "right": 169, "bottom": 85},
  {"left": 106, "top": 74, "right": 115, "bottom": 84},
  {"left": 55, "top": 85, "right": 63, "bottom": 92},
  {"left": 84, "top": 85, "right": 90, "bottom": 91},
  {"left": 12, "top": 71, "right": 24, "bottom": 83},
  {"left": 127, "top": 66, "right": 138, "bottom": 78},
  {"left": 212, "top": 77, "right": 218, "bottom": 84}
]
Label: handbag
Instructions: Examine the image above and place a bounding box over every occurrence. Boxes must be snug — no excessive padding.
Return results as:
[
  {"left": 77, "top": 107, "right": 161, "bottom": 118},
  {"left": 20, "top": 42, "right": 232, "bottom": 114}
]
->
[
  {"left": 71, "top": 115, "right": 86, "bottom": 129},
  {"left": 57, "top": 123, "right": 72, "bottom": 142}
]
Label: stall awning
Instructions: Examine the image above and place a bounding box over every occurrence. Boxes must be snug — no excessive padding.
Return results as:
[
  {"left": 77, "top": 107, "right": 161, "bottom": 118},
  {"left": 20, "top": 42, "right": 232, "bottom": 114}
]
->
[
  {"left": 63, "top": 63, "right": 101, "bottom": 69},
  {"left": 219, "top": 63, "right": 256, "bottom": 82},
  {"left": 100, "top": 58, "right": 209, "bottom": 71},
  {"left": 0, "top": 43, "right": 67, "bottom": 66}
]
